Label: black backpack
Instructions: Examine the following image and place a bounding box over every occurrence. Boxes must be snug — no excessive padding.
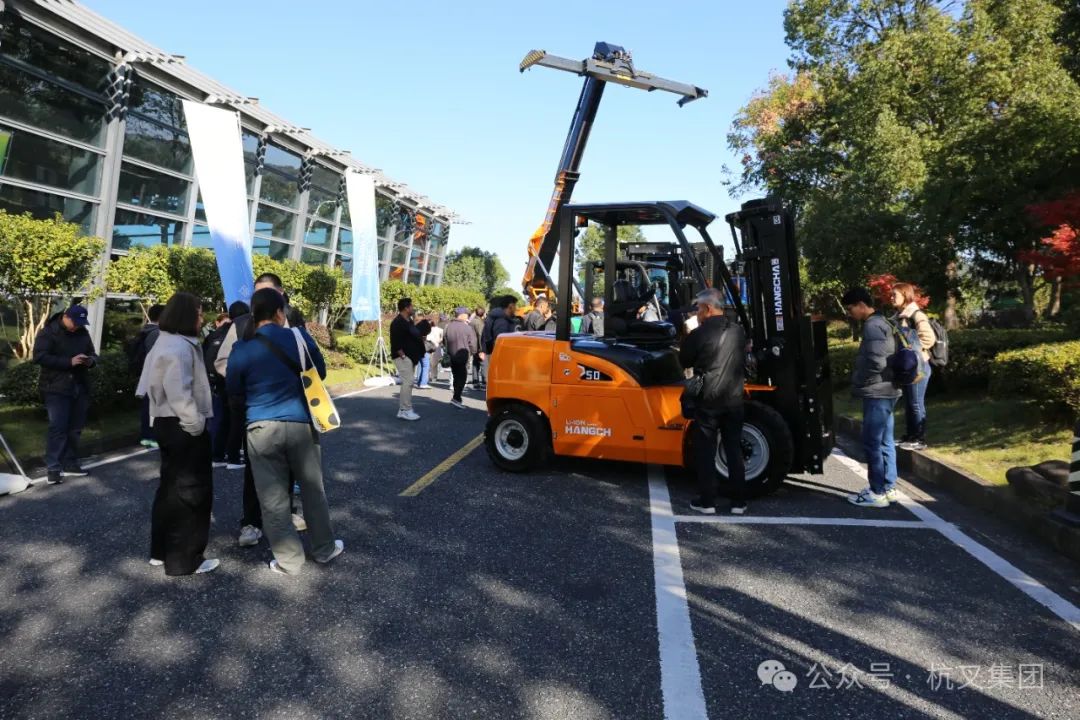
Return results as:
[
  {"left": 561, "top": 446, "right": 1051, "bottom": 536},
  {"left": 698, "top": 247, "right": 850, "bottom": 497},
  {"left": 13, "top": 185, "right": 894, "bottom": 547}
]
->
[
  {"left": 126, "top": 326, "right": 157, "bottom": 375},
  {"left": 924, "top": 314, "right": 949, "bottom": 368}
]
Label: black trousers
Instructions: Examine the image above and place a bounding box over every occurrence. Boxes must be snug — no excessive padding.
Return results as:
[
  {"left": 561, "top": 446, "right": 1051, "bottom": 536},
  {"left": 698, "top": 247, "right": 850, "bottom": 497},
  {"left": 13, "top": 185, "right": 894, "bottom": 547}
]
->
[
  {"left": 471, "top": 353, "right": 485, "bottom": 385},
  {"left": 227, "top": 396, "right": 246, "bottom": 465},
  {"left": 693, "top": 407, "right": 746, "bottom": 506},
  {"left": 450, "top": 351, "right": 469, "bottom": 401},
  {"left": 150, "top": 418, "right": 213, "bottom": 575}
]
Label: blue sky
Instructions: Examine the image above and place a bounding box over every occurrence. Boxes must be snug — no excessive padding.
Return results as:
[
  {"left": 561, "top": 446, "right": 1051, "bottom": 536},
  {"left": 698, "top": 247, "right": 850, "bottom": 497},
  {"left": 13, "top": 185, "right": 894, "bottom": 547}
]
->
[{"left": 85, "top": 0, "right": 792, "bottom": 282}]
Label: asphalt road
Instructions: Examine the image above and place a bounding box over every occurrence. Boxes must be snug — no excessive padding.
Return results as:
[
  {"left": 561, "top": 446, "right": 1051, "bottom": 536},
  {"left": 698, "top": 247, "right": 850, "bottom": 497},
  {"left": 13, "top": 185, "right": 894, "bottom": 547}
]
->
[{"left": 1, "top": 377, "right": 1078, "bottom": 719}]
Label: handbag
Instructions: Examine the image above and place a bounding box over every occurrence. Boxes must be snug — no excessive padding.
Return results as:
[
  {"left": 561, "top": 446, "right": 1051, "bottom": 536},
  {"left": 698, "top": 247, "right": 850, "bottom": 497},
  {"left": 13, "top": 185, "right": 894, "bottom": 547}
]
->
[
  {"left": 680, "top": 373, "right": 705, "bottom": 420},
  {"left": 253, "top": 329, "right": 341, "bottom": 433}
]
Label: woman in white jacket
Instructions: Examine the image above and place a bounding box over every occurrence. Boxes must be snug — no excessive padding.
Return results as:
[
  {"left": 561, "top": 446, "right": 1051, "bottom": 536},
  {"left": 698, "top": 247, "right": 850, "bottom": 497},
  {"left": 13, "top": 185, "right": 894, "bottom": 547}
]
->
[{"left": 136, "top": 292, "right": 218, "bottom": 576}]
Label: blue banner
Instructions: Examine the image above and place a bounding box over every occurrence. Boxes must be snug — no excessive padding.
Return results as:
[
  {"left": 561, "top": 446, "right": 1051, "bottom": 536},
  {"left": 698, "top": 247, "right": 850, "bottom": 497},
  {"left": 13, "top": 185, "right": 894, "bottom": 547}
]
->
[
  {"left": 345, "top": 172, "right": 380, "bottom": 323},
  {"left": 181, "top": 101, "right": 254, "bottom": 307}
]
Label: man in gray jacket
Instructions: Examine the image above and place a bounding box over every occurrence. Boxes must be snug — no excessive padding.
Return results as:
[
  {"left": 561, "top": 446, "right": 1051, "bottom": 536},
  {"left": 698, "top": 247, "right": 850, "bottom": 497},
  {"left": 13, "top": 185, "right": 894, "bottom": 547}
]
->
[
  {"left": 445, "top": 307, "right": 478, "bottom": 409},
  {"left": 842, "top": 287, "right": 902, "bottom": 508}
]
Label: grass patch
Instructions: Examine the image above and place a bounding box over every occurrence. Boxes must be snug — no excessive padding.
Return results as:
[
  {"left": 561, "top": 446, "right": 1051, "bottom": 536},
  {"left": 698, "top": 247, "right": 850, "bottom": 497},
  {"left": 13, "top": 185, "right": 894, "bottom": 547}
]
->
[
  {"left": 324, "top": 363, "right": 392, "bottom": 389},
  {"left": 833, "top": 391, "right": 1072, "bottom": 485},
  {"left": 0, "top": 402, "right": 140, "bottom": 467}
]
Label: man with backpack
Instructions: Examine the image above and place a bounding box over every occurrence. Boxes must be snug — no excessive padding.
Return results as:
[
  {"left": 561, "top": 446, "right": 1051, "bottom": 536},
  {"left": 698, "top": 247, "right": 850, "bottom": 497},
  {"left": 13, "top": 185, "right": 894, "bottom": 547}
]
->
[
  {"left": 129, "top": 304, "right": 163, "bottom": 448},
  {"left": 842, "top": 287, "right": 903, "bottom": 508}
]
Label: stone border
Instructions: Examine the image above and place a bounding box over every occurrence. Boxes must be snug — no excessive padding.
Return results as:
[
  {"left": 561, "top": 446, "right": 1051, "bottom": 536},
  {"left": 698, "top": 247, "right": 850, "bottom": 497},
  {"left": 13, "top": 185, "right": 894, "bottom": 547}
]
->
[{"left": 835, "top": 415, "right": 1080, "bottom": 564}]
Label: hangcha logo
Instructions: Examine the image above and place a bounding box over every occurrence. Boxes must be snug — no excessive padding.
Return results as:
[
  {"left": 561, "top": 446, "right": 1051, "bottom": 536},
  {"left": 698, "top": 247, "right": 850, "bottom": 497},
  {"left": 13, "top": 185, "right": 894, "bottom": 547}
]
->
[
  {"left": 564, "top": 420, "right": 612, "bottom": 437},
  {"left": 770, "top": 258, "right": 785, "bottom": 332}
]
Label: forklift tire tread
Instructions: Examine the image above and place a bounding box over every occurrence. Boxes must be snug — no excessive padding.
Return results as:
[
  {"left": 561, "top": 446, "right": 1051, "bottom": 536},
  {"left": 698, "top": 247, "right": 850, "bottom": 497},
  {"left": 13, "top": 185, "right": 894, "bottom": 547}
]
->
[
  {"left": 485, "top": 404, "right": 551, "bottom": 473},
  {"left": 716, "top": 400, "right": 794, "bottom": 498}
]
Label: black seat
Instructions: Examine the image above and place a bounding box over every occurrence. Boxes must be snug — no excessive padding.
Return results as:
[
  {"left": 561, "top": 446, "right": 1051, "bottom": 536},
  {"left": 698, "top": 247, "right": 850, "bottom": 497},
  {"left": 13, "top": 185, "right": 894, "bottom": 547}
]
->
[{"left": 571, "top": 337, "right": 684, "bottom": 386}]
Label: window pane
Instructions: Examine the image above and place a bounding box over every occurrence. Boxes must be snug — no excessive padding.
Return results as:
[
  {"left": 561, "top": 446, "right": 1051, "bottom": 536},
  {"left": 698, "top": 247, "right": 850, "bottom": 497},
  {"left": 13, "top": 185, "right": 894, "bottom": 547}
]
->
[
  {"left": 117, "top": 162, "right": 188, "bottom": 214},
  {"left": 191, "top": 222, "right": 212, "bottom": 248},
  {"left": 244, "top": 160, "right": 257, "bottom": 195},
  {"left": 255, "top": 203, "right": 295, "bottom": 240},
  {"left": 112, "top": 209, "right": 181, "bottom": 251},
  {"left": 337, "top": 228, "right": 353, "bottom": 255},
  {"left": 0, "top": 183, "right": 95, "bottom": 233},
  {"left": 409, "top": 247, "right": 428, "bottom": 274},
  {"left": 0, "top": 125, "right": 101, "bottom": 195},
  {"left": 376, "top": 193, "right": 394, "bottom": 236},
  {"left": 128, "top": 79, "right": 186, "bottom": 131},
  {"left": 377, "top": 237, "right": 387, "bottom": 261},
  {"left": 304, "top": 220, "right": 333, "bottom": 248},
  {"left": 123, "top": 115, "right": 192, "bottom": 173},
  {"left": 391, "top": 243, "right": 408, "bottom": 267},
  {"left": 0, "top": 63, "right": 105, "bottom": 146},
  {"left": 341, "top": 256, "right": 354, "bottom": 274},
  {"left": 242, "top": 132, "right": 260, "bottom": 163},
  {"left": 301, "top": 247, "right": 328, "bottom": 266},
  {"left": 258, "top": 171, "right": 298, "bottom": 208},
  {"left": 310, "top": 165, "right": 339, "bottom": 194},
  {"left": 252, "top": 236, "right": 291, "bottom": 261},
  {"left": 307, "top": 186, "right": 337, "bottom": 220},
  {"left": 0, "top": 14, "right": 111, "bottom": 92},
  {"left": 264, "top": 144, "right": 301, "bottom": 175}
]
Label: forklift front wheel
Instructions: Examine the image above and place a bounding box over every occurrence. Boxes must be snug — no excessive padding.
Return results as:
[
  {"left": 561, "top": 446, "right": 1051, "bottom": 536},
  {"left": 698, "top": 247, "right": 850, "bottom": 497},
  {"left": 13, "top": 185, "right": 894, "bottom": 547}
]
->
[
  {"left": 485, "top": 405, "right": 550, "bottom": 473},
  {"left": 714, "top": 401, "right": 794, "bottom": 497}
]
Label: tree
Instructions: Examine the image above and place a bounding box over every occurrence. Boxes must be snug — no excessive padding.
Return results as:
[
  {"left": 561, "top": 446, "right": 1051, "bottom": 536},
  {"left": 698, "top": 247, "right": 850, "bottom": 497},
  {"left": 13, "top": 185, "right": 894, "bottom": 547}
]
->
[
  {"left": 327, "top": 270, "right": 352, "bottom": 330},
  {"left": 106, "top": 246, "right": 223, "bottom": 319},
  {"left": 1022, "top": 192, "right": 1080, "bottom": 316},
  {"left": 0, "top": 211, "right": 104, "bottom": 359},
  {"left": 442, "top": 246, "right": 509, "bottom": 298}
]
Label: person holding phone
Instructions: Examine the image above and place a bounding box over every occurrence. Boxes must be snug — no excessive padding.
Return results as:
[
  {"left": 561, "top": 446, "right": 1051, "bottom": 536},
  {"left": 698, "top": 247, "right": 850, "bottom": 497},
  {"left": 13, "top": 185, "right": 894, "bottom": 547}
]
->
[{"left": 33, "top": 304, "right": 98, "bottom": 486}]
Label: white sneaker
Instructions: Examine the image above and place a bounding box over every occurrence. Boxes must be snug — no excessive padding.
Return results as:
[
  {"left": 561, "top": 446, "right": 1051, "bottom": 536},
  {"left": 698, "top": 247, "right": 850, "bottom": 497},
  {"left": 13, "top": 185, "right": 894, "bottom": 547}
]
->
[
  {"left": 226, "top": 463, "right": 245, "bottom": 470},
  {"left": 148, "top": 558, "right": 164, "bottom": 567},
  {"left": 195, "top": 558, "right": 220, "bottom": 574},
  {"left": 398, "top": 409, "right": 420, "bottom": 421},
  {"left": 238, "top": 525, "right": 263, "bottom": 547},
  {"left": 269, "top": 559, "right": 289, "bottom": 575},
  {"left": 212, "top": 461, "right": 228, "bottom": 469},
  {"left": 317, "top": 539, "right": 345, "bottom": 564},
  {"left": 292, "top": 513, "right": 307, "bottom": 532},
  {"left": 847, "top": 488, "right": 889, "bottom": 508},
  {"left": 450, "top": 399, "right": 465, "bottom": 409},
  {"left": 884, "top": 487, "right": 904, "bottom": 504}
]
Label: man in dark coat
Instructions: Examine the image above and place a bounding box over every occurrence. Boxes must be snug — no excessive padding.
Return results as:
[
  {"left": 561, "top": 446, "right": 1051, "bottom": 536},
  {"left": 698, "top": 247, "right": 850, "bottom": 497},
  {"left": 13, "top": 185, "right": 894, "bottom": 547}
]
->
[
  {"left": 33, "top": 304, "right": 98, "bottom": 485},
  {"left": 679, "top": 289, "right": 747, "bottom": 515}
]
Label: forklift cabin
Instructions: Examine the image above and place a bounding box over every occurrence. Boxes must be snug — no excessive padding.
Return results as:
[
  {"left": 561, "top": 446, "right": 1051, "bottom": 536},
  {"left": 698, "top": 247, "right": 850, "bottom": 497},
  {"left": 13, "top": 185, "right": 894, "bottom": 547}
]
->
[{"left": 484, "top": 199, "right": 834, "bottom": 495}]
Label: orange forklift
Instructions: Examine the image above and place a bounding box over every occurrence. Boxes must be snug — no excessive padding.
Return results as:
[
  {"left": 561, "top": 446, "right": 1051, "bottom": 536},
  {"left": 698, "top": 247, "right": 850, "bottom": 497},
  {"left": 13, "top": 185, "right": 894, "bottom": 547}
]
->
[{"left": 484, "top": 199, "right": 835, "bottom": 496}]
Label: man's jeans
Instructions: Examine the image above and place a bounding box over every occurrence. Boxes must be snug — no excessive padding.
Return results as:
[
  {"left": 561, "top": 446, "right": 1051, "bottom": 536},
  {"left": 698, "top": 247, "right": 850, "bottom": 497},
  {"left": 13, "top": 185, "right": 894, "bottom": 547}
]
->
[
  {"left": 471, "top": 353, "right": 485, "bottom": 386},
  {"left": 44, "top": 389, "right": 89, "bottom": 473},
  {"left": 862, "top": 396, "right": 899, "bottom": 495},
  {"left": 902, "top": 365, "right": 931, "bottom": 442}
]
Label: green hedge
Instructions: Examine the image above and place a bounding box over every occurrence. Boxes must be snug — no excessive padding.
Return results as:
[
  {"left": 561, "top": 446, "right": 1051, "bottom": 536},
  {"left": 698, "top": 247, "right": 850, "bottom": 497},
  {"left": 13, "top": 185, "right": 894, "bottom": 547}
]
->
[
  {"left": 946, "top": 328, "right": 1071, "bottom": 389},
  {"left": 1, "top": 351, "right": 137, "bottom": 409},
  {"left": 827, "top": 328, "right": 1072, "bottom": 392},
  {"left": 989, "top": 340, "right": 1080, "bottom": 419},
  {"left": 379, "top": 280, "right": 485, "bottom": 316}
]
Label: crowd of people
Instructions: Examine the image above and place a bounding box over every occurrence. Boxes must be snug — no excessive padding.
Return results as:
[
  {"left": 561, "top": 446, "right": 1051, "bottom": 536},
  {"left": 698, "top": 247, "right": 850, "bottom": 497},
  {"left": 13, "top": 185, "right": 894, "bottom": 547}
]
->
[{"left": 27, "top": 275, "right": 940, "bottom": 560}]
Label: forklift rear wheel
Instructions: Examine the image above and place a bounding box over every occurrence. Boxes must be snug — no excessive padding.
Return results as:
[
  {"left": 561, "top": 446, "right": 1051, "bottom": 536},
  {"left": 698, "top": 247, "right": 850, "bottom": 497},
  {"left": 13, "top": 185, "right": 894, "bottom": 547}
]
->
[
  {"left": 714, "top": 401, "right": 794, "bottom": 498},
  {"left": 485, "top": 405, "right": 549, "bottom": 472}
]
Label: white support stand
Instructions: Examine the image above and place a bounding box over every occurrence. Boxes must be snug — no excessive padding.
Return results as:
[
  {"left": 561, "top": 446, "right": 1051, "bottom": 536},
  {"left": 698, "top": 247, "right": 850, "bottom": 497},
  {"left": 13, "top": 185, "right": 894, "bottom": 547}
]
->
[
  {"left": 362, "top": 317, "right": 396, "bottom": 387},
  {"left": 0, "top": 430, "right": 30, "bottom": 496}
]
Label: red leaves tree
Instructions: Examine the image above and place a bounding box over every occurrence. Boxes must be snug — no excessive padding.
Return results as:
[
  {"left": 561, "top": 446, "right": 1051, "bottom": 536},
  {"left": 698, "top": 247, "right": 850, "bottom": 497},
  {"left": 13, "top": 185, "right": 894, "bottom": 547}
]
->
[
  {"left": 867, "top": 273, "right": 930, "bottom": 309},
  {"left": 1023, "top": 192, "right": 1080, "bottom": 286}
]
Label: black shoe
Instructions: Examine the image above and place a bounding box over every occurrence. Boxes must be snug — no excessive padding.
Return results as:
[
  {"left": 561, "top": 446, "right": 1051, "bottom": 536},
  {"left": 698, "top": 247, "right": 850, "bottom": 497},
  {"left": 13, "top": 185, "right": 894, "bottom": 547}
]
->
[
  {"left": 689, "top": 496, "right": 716, "bottom": 515},
  {"left": 61, "top": 466, "right": 89, "bottom": 477},
  {"left": 46, "top": 471, "right": 64, "bottom": 485}
]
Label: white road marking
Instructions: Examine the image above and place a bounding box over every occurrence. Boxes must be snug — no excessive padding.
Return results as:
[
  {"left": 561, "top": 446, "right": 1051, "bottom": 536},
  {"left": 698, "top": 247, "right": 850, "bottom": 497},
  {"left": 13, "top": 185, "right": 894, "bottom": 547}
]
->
[
  {"left": 674, "top": 515, "right": 931, "bottom": 528},
  {"left": 648, "top": 464, "right": 709, "bottom": 720},
  {"left": 333, "top": 384, "right": 386, "bottom": 399},
  {"left": 831, "top": 448, "right": 1080, "bottom": 632}
]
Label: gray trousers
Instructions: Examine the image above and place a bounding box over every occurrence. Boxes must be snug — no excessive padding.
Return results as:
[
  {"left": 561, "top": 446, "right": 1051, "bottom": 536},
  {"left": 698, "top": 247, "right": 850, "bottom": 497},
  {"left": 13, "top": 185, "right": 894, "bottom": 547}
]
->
[
  {"left": 247, "top": 420, "right": 336, "bottom": 573},
  {"left": 393, "top": 356, "right": 415, "bottom": 412}
]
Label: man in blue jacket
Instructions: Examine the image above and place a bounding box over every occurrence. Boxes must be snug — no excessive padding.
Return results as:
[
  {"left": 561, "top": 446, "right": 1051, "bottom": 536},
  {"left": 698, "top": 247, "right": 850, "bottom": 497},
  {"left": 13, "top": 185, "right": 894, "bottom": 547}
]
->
[
  {"left": 226, "top": 288, "right": 342, "bottom": 575},
  {"left": 33, "top": 305, "right": 98, "bottom": 485},
  {"left": 842, "top": 287, "right": 902, "bottom": 508}
]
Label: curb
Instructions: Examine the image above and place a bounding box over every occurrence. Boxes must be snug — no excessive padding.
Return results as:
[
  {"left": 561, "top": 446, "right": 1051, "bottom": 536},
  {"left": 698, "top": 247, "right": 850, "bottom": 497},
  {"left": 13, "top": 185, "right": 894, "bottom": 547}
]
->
[{"left": 835, "top": 415, "right": 1080, "bottom": 564}]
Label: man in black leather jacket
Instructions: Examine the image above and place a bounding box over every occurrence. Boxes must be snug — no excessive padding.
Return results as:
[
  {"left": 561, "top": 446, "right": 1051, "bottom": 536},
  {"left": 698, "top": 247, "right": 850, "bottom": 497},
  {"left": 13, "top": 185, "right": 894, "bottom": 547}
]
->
[{"left": 679, "top": 289, "right": 748, "bottom": 515}]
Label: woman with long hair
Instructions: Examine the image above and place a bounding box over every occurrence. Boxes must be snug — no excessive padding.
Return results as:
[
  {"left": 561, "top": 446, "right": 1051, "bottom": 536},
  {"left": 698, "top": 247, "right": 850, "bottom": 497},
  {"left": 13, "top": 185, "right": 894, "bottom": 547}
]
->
[
  {"left": 890, "top": 282, "right": 935, "bottom": 451},
  {"left": 137, "top": 292, "right": 218, "bottom": 575}
]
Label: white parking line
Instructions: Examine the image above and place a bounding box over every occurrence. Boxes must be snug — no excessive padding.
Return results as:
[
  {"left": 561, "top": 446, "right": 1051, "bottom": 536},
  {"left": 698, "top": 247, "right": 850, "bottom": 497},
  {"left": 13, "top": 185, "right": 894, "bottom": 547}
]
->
[
  {"left": 831, "top": 448, "right": 1080, "bottom": 632},
  {"left": 673, "top": 515, "right": 931, "bottom": 528},
  {"left": 648, "top": 464, "right": 709, "bottom": 720}
]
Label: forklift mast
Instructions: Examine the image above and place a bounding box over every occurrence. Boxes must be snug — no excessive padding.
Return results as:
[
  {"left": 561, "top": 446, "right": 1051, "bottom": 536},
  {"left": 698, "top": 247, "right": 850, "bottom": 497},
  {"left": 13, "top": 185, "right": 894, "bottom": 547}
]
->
[
  {"left": 725, "top": 199, "right": 835, "bottom": 475},
  {"left": 519, "top": 43, "right": 706, "bottom": 300}
]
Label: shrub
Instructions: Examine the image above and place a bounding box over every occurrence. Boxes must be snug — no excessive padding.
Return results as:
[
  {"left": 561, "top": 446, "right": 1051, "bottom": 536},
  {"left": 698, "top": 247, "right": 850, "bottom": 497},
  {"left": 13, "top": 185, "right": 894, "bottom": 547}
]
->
[
  {"left": 305, "top": 321, "right": 332, "bottom": 349},
  {"left": 945, "top": 328, "right": 1070, "bottom": 389},
  {"left": 0, "top": 360, "right": 41, "bottom": 404},
  {"left": 989, "top": 340, "right": 1080, "bottom": 419},
  {"left": 89, "top": 351, "right": 138, "bottom": 409},
  {"left": 827, "top": 342, "right": 859, "bottom": 390},
  {"left": 322, "top": 349, "right": 354, "bottom": 370}
]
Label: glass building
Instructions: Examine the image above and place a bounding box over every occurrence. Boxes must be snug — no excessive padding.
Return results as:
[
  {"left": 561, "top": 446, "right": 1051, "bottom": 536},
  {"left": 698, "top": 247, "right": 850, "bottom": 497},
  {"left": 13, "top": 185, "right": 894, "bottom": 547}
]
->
[{"left": 0, "top": 0, "right": 457, "bottom": 342}]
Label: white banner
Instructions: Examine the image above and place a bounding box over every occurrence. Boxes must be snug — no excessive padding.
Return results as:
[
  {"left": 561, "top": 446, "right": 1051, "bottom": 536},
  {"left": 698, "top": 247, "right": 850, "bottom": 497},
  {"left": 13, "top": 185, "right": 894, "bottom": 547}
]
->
[
  {"left": 181, "top": 101, "right": 253, "bottom": 307},
  {"left": 345, "top": 172, "right": 380, "bottom": 323}
]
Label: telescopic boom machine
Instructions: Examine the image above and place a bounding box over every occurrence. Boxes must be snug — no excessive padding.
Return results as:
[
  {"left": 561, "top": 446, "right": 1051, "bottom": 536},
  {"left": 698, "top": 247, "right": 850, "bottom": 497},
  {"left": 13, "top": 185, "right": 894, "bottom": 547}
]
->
[{"left": 519, "top": 43, "right": 706, "bottom": 304}]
